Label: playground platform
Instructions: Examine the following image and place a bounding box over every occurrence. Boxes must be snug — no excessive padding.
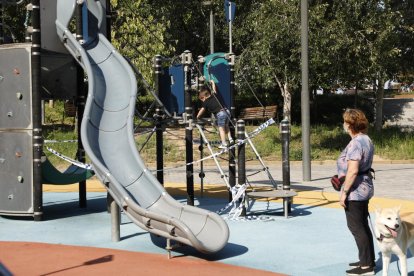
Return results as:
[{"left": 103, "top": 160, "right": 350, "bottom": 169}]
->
[{"left": 1, "top": 162, "right": 413, "bottom": 275}]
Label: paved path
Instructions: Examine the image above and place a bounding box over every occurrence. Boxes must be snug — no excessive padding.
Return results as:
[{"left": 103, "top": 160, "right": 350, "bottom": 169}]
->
[
  {"left": 161, "top": 161, "right": 414, "bottom": 201},
  {"left": 383, "top": 97, "right": 414, "bottom": 129}
]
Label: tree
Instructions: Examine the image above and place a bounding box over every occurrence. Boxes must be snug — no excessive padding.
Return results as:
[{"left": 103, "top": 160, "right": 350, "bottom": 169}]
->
[
  {"left": 234, "top": 1, "right": 302, "bottom": 122},
  {"left": 1, "top": 1, "right": 27, "bottom": 43},
  {"left": 110, "top": 0, "right": 175, "bottom": 84}
]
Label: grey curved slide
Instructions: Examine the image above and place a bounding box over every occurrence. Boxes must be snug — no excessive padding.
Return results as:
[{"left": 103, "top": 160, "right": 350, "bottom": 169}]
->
[{"left": 55, "top": 0, "right": 229, "bottom": 253}]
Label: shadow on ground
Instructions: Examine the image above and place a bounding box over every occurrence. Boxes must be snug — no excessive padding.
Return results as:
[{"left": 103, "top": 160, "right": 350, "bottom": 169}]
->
[{"left": 150, "top": 233, "right": 249, "bottom": 261}]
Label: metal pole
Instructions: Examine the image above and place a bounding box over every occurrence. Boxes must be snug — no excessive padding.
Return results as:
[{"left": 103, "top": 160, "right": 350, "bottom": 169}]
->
[
  {"left": 109, "top": 194, "right": 120, "bottom": 242},
  {"left": 281, "top": 119, "right": 291, "bottom": 191},
  {"left": 154, "top": 55, "right": 164, "bottom": 185},
  {"left": 31, "top": 0, "right": 43, "bottom": 221},
  {"left": 197, "top": 55, "right": 205, "bottom": 196},
  {"left": 106, "top": 0, "right": 111, "bottom": 39},
  {"left": 210, "top": 4, "right": 214, "bottom": 54},
  {"left": 76, "top": 0, "right": 87, "bottom": 208},
  {"left": 183, "top": 50, "right": 194, "bottom": 206},
  {"left": 202, "top": 1, "right": 214, "bottom": 54},
  {"left": 300, "top": 0, "right": 311, "bottom": 181},
  {"left": 281, "top": 118, "right": 292, "bottom": 216},
  {"left": 237, "top": 120, "right": 246, "bottom": 216},
  {"left": 228, "top": 53, "right": 236, "bottom": 201},
  {"left": 198, "top": 137, "right": 205, "bottom": 198},
  {"left": 25, "top": 4, "right": 32, "bottom": 42},
  {"left": 228, "top": 4, "right": 232, "bottom": 54}
]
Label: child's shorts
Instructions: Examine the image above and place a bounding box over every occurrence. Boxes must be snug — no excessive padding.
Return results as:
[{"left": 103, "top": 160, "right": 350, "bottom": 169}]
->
[{"left": 216, "top": 109, "right": 230, "bottom": 127}]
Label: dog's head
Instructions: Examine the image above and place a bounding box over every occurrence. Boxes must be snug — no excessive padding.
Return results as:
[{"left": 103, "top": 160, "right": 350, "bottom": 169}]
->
[{"left": 375, "top": 206, "right": 402, "bottom": 239}]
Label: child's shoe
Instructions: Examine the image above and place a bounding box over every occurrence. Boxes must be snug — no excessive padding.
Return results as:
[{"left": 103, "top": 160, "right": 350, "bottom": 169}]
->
[{"left": 218, "top": 143, "right": 228, "bottom": 149}]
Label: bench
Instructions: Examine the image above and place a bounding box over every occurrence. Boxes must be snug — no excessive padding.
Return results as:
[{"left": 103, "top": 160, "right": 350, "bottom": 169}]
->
[
  {"left": 239, "top": 105, "right": 277, "bottom": 122},
  {"left": 247, "top": 189, "right": 297, "bottom": 218},
  {"left": 63, "top": 100, "right": 77, "bottom": 124}
]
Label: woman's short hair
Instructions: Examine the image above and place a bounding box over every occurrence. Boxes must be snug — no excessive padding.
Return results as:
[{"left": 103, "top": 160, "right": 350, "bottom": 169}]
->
[{"left": 343, "top": 108, "right": 369, "bottom": 134}]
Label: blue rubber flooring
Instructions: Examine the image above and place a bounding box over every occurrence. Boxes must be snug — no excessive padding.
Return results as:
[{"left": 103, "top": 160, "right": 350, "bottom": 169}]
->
[{"left": 1, "top": 192, "right": 413, "bottom": 275}]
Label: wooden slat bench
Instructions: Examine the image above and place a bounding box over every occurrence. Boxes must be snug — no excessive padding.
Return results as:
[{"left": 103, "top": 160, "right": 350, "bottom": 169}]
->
[
  {"left": 63, "top": 100, "right": 77, "bottom": 124},
  {"left": 239, "top": 105, "right": 277, "bottom": 122}
]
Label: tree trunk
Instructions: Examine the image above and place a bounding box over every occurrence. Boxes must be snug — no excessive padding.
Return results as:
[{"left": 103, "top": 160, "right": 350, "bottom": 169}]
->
[
  {"left": 266, "top": 59, "right": 292, "bottom": 122},
  {"left": 374, "top": 77, "right": 385, "bottom": 132},
  {"left": 354, "top": 81, "right": 358, "bottom": 108},
  {"left": 282, "top": 83, "right": 292, "bottom": 122}
]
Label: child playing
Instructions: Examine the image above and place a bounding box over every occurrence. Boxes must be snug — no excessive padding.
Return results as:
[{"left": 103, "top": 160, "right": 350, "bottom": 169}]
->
[{"left": 196, "top": 81, "right": 233, "bottom": 149}]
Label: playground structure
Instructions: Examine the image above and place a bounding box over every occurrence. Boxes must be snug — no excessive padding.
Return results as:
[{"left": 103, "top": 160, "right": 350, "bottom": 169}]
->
[{"left": 0, "top": 0, "right": 294, "bottom": 254}]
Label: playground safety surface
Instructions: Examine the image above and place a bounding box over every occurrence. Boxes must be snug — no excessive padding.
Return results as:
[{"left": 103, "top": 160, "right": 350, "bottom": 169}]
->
[{"left": 1, "top": 162, "right": 413, "bottom": 275}]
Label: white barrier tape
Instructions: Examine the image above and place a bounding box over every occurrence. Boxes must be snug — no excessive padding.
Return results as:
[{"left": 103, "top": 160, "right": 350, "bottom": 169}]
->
[
  {"left": 193, "top": 139, "right": 222, "bottom": 145},
  {"left": 45, "top": 146, "right": 93, "bottom": 171},
  {"left": 216, "top": 182, "right": 276, "bottom": 221},
  {"left": 216, "top": 184, "right": 247, "bottom": 215},
  {"left": 152, "top": 118, "right": 276, "bottom": 173},
  {"left": 226, "top": 215, "right": 275, "bottom": 222},
  {"left": 227, "top": 185, "right": 251, "bottom": 219},
  {"left": 192, "top": 118, "right": 275, "bottom": 165},
  {"left": 44, "top": 139, "right": 78, "bottom": 144}
]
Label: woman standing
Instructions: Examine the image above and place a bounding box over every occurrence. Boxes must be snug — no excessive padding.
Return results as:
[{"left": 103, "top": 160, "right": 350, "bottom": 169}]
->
[{"left": 337, "top": 109, "right": 376, "bottom": 276}]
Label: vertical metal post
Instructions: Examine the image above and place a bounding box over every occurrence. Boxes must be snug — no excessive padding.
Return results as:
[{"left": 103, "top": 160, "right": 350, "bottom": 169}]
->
[
  {"left": 209, "top": 4, "right": 214, "bottom": 54},
  {"left": 197, "top": 55, "right": 205, "bottom": 87},
  {"left": 183, "top": 51, "right": 194, "bottom": 206},
  {"left": 106, "top": 0, "right": 111, "bottom": 39},
  {"left": 76, "top": 0, "right": 87, "bottom": 208},
  {"left": 281, "top": 118, "right": 292, "bottom": 216},
  {"left": 109, "top": 194, "right": 120, "bottom": 242},
  {"left": 203, "top": 1, "right": 214, "bottom": 54},
  {"left": 300, "top": 0, "right": 311, "bottom": 181},
  {"left": 237, "top": 120, "right": 246, "bottom": 216},
  {"left": 198, "top": 138, "right": 205, "bottom": 198},
  {"left": 76, "top": 2, "right": 84, "bottom": 42},
  {"left": 228, "top": 53, "right": 236, "bottom": 201},
  {"left": 154, "top": 55, "right": 164, "bottom": 185},
  {"left": 197, "top": 55, "right": 205, "bottom": 196},
  {"left": 31, "top": 0, "right": 43, "bottom": 221},
  {"left": 24, "top": 4, "right": 32, "bottom": 42},
  {"left": 227, "top": 2, "right": 233, "bottom": 54},
  {"left": 281, "top": 119, "right": 291, "bottom": 191}
]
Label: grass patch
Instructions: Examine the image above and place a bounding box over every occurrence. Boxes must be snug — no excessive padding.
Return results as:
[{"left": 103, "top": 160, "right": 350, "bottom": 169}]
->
[{"left": 370, "top": 126, "right": 414, "bottom": 160}]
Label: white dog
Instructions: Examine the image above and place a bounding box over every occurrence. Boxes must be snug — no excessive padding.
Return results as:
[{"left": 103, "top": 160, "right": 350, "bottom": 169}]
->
[{"left": 374, "top": 207, "right": 414, "bottom": 276}]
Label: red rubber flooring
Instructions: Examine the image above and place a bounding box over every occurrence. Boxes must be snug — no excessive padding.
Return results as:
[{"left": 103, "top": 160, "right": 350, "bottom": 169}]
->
[{"left": 0, "top": 241, "right": 284, "bottom": 276}]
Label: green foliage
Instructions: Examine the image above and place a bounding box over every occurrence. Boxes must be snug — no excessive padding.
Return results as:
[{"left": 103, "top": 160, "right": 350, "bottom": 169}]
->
[
  {"left": 110, "top": 0, "right": 176, "bottom": 84},
  {"left": 290, "top": 94, "right": 375, "bottom": 125},
  {"left": 234, "top": 0, "right": 301, "bottom": 119},
  {"left": 43, "top": 127, "right": 78, "bottom": 166},
  {"left": 1, "top": 1, "right": 27, "bottom": 43},
  {"left": 371, "top": 126, "right": 414, "bottom": 159}
]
